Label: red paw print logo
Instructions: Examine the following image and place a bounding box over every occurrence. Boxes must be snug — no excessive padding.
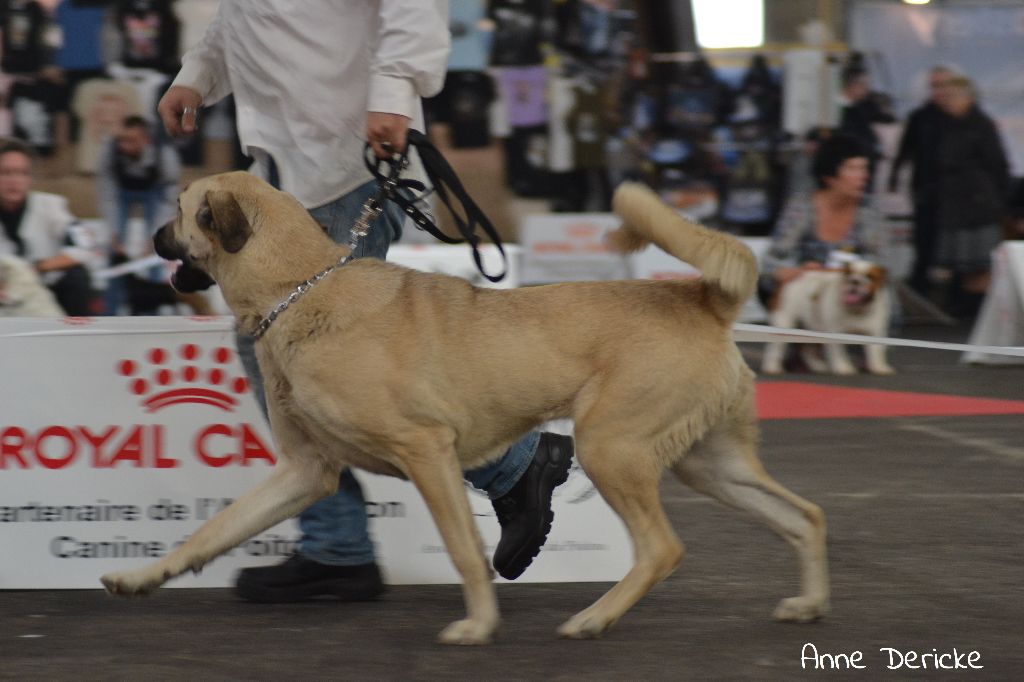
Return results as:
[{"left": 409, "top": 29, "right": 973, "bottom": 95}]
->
[{"left": 118, "top": 344, "right": 249, "bottom": 412}]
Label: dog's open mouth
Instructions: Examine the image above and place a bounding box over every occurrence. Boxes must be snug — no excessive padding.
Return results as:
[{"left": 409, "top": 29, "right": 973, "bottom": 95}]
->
[
  {"left": 843, "top": 289, "right": 872, "bottom": 307},
  {"left": 154, "top": 227, "right": 216, "bottom": 293},
  {"left": 169, "top": 259, "right": 216, "bottom": 293}
]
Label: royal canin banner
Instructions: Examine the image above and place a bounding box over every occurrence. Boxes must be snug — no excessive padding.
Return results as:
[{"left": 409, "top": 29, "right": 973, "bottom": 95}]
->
[{"left": 0, "top": 316, "right": 630, "bottom": 588}]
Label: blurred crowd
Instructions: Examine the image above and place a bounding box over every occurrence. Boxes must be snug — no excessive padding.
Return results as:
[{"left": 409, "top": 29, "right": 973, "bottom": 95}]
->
[
  {"left": 0, "top": 0, "right": 225, "bottom": 317},
  {"left": 0, "top": 1, "right": 1021, "bottom": 326},
  {"left": 841, "top": 62, "right": 1018, "bottom": 318}
]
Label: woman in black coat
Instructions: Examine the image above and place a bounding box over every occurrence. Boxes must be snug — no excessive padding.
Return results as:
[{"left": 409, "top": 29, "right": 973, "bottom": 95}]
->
[{"left": 932, "top": 76, "right": 1010, "bottom": 314}]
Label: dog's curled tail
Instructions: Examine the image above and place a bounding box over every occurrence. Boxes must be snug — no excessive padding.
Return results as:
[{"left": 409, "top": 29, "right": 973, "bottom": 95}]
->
[{"left": 608, "top": 182, "right": 758, "bottom": 319}]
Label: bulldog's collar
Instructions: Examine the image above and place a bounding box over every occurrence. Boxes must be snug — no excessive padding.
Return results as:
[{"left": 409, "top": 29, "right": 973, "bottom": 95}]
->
[{"left": 252, "top": 253, "right": 354, "bottom": 340}]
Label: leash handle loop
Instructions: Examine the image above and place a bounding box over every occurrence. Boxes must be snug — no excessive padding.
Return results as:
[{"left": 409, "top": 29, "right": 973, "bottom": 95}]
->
[{"left": 363, "top": 133, "right": 508, "bottom": 282}]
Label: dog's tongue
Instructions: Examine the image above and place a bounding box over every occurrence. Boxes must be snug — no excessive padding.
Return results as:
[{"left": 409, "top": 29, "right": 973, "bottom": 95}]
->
[
  {"left": 170, "top": 261, "right": 216, "bottom": 292},
  {"left": 844, "top": 292, "right": 863, "bottom": 306},
  {"left": 169, "top": 262, "right": 183, "bottom": 289}
]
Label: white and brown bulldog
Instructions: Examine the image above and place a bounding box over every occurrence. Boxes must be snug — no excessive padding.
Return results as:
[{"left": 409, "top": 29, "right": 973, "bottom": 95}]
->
[{"left": 762, "top": 259, "right": 895, "bottom": 376}]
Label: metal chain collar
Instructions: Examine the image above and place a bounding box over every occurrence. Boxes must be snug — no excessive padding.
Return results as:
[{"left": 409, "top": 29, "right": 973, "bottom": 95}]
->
[{"left": 251, "top": 190, "right": 387, "bottom": 340}]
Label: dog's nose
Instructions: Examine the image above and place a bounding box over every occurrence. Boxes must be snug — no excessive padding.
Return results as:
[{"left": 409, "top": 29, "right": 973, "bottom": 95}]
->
[{"left": 153, "top": 223, "right": 181, "bottom": 260}]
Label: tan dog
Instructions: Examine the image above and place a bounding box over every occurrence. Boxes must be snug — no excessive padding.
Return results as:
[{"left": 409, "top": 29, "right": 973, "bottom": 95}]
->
[{"left": 101, "top": 172, "right": 829, "bottom": 644}]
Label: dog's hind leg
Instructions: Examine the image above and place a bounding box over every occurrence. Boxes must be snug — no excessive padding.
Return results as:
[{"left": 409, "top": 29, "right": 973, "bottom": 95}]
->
[
  {"left": 397, "top": 429, "right": 499, "bottom": 645},
  {"left": 557, "top": 437, "right": 683, "bottom": 639},
  {"left": 673, "top": 405, "right": 829, "bottom": 622},
  {"left": 101, "top": 459, "right": 335, "bottom": 596}
]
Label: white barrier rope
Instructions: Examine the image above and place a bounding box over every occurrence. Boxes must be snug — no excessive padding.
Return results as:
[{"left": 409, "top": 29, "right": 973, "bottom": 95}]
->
[
  {"left": 0, "top": 317, "right": 1022, "bottom": 359},
  {"left": 732, "top": 323, "right": 1024, "bottom": 358},
  {"left": 93, "top": 254, "right": 165, "bottom": 280}
]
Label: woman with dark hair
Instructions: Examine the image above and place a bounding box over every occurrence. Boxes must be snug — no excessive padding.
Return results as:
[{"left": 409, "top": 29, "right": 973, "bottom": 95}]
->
[{"left": 759, "top": 132, "right": 889, "bottom": 305}]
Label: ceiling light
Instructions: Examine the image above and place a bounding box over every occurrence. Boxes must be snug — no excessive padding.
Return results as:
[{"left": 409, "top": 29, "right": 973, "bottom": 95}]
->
[{"left": 691, "top": 0, "right": 764, "bottom": 49}]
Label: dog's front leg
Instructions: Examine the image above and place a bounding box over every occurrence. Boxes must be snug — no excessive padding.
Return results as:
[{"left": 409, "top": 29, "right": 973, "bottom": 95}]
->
[
  {"left": 762, "top": 306, "right": 796, "bottom": 375},
  {"left": 864, "top": 343, "right": 895, "bottom": 375},
  {"left": 824, "top": 343, "right": 857, "bottom": 375},
  {"left": 400, "top": 434, "right": 499, "bottom": 645},
  {"left": 101, "top": 461, "right": 333, "bottom": 596}
]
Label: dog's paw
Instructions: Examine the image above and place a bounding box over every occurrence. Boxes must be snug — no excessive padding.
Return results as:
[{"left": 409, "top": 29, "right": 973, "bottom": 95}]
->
[
  {"left": 867, "top": 364, "right": 896, "bottom": 376},
  {"left": 802, "top": 354, "right": 830, "bottom": 374},
  {"left": 557, "top": 609, "right": 616, "bottom": 639},
  {"left": 773, "top": 596, "right": 828, "bottom": 623},
  {"left": 100, "top": 568, "right": 169, "bottom": 597},
  {"left": 831, "top": 364, "right": 857, "bottom": 376},
  {"left": 760, "top": 363, "right": 784, "bottom": 376},
  {"left": 437, "top": 618, "right": 496, "bottom": 646}
]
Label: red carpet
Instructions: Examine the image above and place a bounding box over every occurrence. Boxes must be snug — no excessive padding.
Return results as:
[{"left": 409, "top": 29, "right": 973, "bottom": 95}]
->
[{"left": 757, "top": 382, "right": 1024, "bottom": 420}]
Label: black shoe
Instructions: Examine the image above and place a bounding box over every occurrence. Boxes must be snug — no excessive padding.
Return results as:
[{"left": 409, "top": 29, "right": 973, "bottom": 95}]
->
[
  {"left": 235, "top": 555, "right": 384, "bottom": 603},
  {"left": 491, "top": 432, "right": 574, "bottom": 580}
]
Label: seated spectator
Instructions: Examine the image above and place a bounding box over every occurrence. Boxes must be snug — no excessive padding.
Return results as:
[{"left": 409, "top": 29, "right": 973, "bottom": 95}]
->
[
  {"left": 0, "top": 139, "right": 95, "bottom": 315},
  {"left": 760, "top": 133, "right": 890, "bottom": 307},
  {"left": 0, "top": 253, "right": 66, "bottom": 316},
  {"left": 97, "top": 114, "right": 181, "bottom": 314}
]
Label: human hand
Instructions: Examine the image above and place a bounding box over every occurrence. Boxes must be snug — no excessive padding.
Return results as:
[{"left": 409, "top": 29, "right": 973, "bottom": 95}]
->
[
  {"left": 158, "top": 86, "right": 203, "bottom": 138},
  {"left": 366, "top": 112, "right": 411, "bottom": 159}
]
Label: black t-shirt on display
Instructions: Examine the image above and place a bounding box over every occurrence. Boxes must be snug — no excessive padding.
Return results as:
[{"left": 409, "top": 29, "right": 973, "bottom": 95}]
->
[
  {"left": 0, "top": 0, "right": 48, "bottom": 74},
  {"left": 488, "top": 0, "right": 545, "bottom": 66},
  {"left": 446, "top": 71, "right": 496, "bottom": 149},
  {"left": 115, "top": 0, "right": 180, "bottom": 72}
]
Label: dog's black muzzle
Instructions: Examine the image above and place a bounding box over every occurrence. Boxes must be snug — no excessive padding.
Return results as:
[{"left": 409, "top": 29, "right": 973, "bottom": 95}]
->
[
  {"left": 153, "top": 224, "right": 216, "bottom": 293},
  {"left": 154, "top": 223, "right": 184, "bottom": 261}
]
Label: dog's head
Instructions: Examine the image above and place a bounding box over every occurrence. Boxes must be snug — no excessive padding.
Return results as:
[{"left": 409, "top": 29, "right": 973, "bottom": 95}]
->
[
  {"left": 840, "top": 260, "right": 886, "bottom": 309},
  {"left": 154, "top": 172, "right": 274, "bottom": 293}
]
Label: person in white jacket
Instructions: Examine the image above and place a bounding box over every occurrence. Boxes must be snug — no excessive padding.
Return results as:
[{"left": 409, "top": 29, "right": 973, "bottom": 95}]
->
[
  {"left": 157, "top": 0, "right": 573, "bottom": 604},
  {"left": 0, "top": 139, "right": 94, "bottom": 315}
]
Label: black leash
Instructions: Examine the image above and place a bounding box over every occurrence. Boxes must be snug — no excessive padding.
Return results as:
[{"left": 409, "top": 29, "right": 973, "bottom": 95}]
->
[{"left": 363, "top": 130, "right": 508, "bottom": 282}]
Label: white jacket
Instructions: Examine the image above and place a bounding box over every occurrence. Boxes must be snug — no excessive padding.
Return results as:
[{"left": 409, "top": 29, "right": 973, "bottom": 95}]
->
[
  {"left": 0, "top": 192, "right": 90, "bottom": 286},
  {"left": 171, "top": 0, "right": 451, "bottom": 208}
]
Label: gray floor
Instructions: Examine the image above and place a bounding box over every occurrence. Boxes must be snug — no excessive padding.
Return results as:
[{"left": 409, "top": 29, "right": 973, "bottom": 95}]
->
[{"left": 3, "top": 326, "right": 1023, "bottom": 680}]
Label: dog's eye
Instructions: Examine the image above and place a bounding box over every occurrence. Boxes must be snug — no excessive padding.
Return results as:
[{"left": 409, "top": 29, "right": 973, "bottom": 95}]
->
[{"left": 196, "top": 204, "right": 213, "bottom": 228}]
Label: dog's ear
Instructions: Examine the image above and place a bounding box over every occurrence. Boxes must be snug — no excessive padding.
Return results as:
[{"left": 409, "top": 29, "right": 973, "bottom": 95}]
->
[
  {"left": 868, "top": 265, "right": 887, "bottom": 285},
  {"left": 197, "top": 190, "right": 252, "bottom": 254}
]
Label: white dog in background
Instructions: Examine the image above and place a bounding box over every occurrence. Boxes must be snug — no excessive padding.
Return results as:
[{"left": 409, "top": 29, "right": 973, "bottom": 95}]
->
[
  {"left": 0, "top": 254, "right": 65, "bottom": 317},
  {"left": 761, "top": 258, "right": 894, "bottom": 376}
]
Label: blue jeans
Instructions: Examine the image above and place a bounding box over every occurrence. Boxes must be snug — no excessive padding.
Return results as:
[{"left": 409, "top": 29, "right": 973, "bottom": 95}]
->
[
  {"left": 105, "top": 187, "right": 165, "bottom": 314},
  {"left": 236, "top": 178, "right": 539, "bottom": 565}
]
